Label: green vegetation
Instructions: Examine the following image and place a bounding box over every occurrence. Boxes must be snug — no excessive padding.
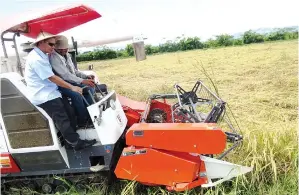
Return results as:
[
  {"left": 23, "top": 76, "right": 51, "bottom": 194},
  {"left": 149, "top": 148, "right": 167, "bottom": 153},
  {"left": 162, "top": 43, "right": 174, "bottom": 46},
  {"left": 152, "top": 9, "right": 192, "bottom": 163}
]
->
[{"left": 76, "top": 27, "right": 298, "bottom": 62}]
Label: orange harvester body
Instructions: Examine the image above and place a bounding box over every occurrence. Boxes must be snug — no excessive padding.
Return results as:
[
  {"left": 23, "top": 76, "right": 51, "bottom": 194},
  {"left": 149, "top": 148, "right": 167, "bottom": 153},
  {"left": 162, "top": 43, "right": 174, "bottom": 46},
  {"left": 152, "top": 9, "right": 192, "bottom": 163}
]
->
[
  {"left": 111, "top": 81, "right": 251, "bottom": 191},
  {"left": 115, "top": 123, "right": 226, "bottom": 191}
]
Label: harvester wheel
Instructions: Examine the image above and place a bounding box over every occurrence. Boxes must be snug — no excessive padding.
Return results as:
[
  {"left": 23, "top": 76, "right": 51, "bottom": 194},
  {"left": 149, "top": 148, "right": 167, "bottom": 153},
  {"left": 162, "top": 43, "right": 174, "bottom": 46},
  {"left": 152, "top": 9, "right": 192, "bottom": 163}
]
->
[
  {"left": 55, "top": 185, "right": 68, "bottom": 194},
  {"left": 75, "top": 183, "right": 87, "bottom": 194},
  {"left": 25, "top": 181, "right": 38, "bottom": 192},
  {"left": 1, "top": 183, "right": 7, "bottom": 195},
  {"left": 42, "top": 183, "right": 53, "bottom": 194}
]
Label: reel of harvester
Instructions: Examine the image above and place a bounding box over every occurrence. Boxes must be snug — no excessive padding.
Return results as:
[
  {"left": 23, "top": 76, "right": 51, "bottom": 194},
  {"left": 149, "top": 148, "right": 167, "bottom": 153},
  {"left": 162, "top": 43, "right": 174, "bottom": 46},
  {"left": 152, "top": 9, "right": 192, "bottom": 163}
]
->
[{"left": 142, "top": 80, "right": 243, "bottom": 160}]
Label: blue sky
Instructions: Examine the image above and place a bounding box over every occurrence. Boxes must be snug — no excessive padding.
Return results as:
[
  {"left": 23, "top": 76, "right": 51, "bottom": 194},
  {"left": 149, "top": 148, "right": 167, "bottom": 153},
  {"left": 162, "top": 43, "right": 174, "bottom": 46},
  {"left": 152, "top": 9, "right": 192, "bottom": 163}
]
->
[{"left": 0, "top": 0, "right": 298, "bottom": 55}]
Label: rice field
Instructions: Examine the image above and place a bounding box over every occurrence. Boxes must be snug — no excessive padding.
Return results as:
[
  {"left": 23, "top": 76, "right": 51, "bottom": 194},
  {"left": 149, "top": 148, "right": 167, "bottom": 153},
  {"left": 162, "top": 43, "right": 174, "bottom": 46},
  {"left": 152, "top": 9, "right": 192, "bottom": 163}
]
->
[{"left": 78, "top": 40, "right": 298, "bottom": 195}]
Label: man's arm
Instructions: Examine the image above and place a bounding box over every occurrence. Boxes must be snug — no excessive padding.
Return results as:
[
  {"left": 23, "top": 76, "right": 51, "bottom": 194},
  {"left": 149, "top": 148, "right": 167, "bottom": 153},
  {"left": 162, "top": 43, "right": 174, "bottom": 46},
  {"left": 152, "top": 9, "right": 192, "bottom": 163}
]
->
[
  {"left": 66, "top": 53, "right": 89, "bottom": 79},
  {"left": 74, "top": 68, "right": 88, "bottom": 79},
  {"left": 48, "top": 75, "right": 82, "bottom": 94},
  {"left": 74, "top": 69, "right": 95, "bottom": 83},
  {"left": 32, "top": 59, "right": 82, "bottom": 94},
  {"left": 50, "top": 53, "right": 84, "bottom": 84},
  {"left": 51, "top": 53, "right": 95, "bottom": 87}
]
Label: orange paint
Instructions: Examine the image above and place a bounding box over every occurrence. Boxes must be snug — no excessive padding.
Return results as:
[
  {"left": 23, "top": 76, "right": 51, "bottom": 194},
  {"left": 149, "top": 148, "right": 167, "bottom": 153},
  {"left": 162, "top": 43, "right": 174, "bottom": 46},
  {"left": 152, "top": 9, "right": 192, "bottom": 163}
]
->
[
  {"left": 114, "top": 147, "right": 208, "bottom": 191},
  {"left": 122, "top": 106, "right": 141, "bottom": 127},
  {"left": 117, "top": 94, "right": 146, "bottom": 112},
  {"left": 126, "top": 123, "right": 226, "bottom": 154}
]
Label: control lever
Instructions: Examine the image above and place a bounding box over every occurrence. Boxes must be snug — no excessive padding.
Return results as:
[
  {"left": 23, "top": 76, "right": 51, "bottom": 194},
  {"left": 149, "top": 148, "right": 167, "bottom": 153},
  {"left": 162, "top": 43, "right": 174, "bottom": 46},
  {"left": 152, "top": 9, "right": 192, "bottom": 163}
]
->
[
  {"left": 95, "top": 82, "right": 106, "bottom": 97},
  {"left": 87, "top": 89, "right": 96, "bottom": 104},
  {"left": 94, "top": 104, "right": 104, "bottom": 126},
  {"left": 81, "top": 86, "right": 97, "bottom": 105}
]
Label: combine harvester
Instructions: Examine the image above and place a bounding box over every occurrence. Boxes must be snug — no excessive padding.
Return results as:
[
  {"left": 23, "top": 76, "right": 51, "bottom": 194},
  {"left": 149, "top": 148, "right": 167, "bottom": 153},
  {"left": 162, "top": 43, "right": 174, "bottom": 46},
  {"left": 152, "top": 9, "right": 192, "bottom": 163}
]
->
[{"left": 0, "top": 4, "right": 252, "bottom": 194}]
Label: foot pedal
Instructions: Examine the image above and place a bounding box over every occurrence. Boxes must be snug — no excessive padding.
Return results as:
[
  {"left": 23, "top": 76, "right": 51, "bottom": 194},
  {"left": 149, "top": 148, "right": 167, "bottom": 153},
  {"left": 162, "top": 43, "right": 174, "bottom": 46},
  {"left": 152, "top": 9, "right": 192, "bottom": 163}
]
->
[{"left": 90, "top": 164, "right": 105, "bottom": 172}]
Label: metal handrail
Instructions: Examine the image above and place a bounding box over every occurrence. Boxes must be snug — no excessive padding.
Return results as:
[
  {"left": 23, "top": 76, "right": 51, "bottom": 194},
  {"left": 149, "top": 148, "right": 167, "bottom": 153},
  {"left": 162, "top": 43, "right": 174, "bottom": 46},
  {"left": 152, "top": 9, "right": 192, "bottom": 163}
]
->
[{"left": 1, "top": 31, "right": 24, "bottom": 76}]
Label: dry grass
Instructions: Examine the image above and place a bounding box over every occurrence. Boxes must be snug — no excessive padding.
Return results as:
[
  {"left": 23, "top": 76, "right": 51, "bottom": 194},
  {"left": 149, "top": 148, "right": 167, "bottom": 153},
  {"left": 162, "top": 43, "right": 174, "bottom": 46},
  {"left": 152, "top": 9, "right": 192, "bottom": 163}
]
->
[{"left": 78, "top": 40, "right": 298, "bottom": 195}]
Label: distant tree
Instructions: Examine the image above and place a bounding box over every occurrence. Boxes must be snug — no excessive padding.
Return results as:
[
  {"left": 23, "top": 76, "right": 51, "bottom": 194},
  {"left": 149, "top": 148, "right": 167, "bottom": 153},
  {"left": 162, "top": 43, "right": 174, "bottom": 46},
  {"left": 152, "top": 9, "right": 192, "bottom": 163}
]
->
[
  {"left": 215, "top": 34, "right": 234, "bottom": 46},
  {"left": 266, "top": 29, "right": 298, "bottom": 41},
  {"left": 151, "top": 46, "right": 160, "bottom": 54},
  {"left": 125, "top": 44, "right": 134, "bottom": 56},
  {"left": 242, "top": 30, "right": 265, "bottom": 44},
  {"left": 179, "top": 37, "right": 203, "bottom": 50},
  {"left": 145, "top": 45, "right": 153, "bottom": 55},
  {"left": 233, "top": 38, "right": 244, "bottom": 46},
  {"left": 265, "top": 30, "right": 286, "bottom": 41},
  {"left": 204, "top": 38, "right": 218, "bottom": 48},
  {"left": 76, "top": 27, "right": 297, "bottom": 62}
]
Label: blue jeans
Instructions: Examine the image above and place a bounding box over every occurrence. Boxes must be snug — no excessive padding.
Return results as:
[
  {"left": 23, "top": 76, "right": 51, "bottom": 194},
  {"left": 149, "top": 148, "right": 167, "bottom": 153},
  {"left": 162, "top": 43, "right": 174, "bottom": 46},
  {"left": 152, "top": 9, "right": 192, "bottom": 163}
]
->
[{"left": 58, "top": 82, "right": 95, "bottom": 125}]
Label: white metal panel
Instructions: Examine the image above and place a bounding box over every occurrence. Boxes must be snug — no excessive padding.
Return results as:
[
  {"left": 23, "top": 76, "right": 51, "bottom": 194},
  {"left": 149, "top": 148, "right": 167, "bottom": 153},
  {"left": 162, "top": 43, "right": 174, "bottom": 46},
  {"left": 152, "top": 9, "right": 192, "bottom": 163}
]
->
[
  {"left": 0, "top": 72, "right": 69, "bottom": 167},
  {"left": 87, "top": 90, "right": 127, "bottom": 145},
  {"left": 200, "top": 155, "right": 253, "bottom": 187},
  {"left": 0, "top": 125, "right": 8, "bottom": 153}
]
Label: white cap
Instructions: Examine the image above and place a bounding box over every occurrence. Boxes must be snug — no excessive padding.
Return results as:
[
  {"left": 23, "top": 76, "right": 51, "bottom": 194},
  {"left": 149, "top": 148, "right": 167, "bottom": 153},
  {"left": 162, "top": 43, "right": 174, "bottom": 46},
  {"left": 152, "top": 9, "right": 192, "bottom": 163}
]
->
[{"left": 55, "top": 36, "right": 69, "bottom": 49}]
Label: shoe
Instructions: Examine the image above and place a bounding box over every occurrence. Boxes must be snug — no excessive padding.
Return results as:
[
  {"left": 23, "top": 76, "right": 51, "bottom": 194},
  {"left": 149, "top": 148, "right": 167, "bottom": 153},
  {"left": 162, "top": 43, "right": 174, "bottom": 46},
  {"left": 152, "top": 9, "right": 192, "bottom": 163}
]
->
[
  {"left": 65, "top": 139, "right": 97, "bottom": 151},
  {"left": 74, "top": 139, "right": 97, "bottom": 151},
  {"left": 77, "top": 123, "right": 94, "bottom": 129},
  {"left": 90, "top": 163, "right": 105, "bottom": 172},
  {"left": 84, "top": 139, "right": 97, "bottom": 145},
  {"left": 77, "top": 119, "right": 94, "bottom": 129}
]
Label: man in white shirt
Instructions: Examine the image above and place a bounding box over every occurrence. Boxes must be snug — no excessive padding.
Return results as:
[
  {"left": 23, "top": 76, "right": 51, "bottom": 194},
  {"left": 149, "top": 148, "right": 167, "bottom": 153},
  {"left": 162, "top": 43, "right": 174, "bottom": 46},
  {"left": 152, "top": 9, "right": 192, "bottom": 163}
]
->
[{"left": 24, "top": 31, "right": 96, "bottom": 150}]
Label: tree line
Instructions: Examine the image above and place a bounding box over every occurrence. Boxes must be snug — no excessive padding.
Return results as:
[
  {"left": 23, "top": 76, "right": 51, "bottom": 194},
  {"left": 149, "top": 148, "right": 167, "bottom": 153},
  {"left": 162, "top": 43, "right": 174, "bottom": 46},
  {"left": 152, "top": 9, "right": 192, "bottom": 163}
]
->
[{"left": 76, "top": 27, "right": 298, "bottom": 62}]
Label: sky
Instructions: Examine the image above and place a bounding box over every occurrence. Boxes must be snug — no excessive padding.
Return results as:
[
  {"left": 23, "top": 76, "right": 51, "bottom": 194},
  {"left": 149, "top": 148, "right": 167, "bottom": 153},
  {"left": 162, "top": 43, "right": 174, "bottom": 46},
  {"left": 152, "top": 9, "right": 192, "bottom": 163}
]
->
[{"left": 0, "top": 0, "right": 298, "bottom": 56}]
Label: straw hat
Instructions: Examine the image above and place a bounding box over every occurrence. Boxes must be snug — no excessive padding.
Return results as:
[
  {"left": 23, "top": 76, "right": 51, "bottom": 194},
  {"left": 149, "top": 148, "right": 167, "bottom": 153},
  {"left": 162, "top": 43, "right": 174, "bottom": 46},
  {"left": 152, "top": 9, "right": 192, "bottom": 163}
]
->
[
  {"left": 55, "top": 36, "right": 69, "bottom": 49},
  {"left": 30, "top": 31, "right": 66, "bottom": 46}
]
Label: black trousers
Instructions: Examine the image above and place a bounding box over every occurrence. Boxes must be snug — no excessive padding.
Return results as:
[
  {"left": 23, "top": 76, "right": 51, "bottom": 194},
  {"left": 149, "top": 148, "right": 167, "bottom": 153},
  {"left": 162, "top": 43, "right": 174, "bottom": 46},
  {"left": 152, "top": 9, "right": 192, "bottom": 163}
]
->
[{"left": 38, "top": 97, "right": 79, "bottom": 143}]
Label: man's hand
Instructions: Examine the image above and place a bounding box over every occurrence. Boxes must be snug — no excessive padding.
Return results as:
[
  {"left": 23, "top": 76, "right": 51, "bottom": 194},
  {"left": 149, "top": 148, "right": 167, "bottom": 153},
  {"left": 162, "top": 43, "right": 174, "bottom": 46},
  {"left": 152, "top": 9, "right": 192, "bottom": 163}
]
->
[
  {"left": 87, "top": 75, "right": 95, "bottom": 80},
  {"left": 70, "top": 86, "right": 83, "bottom": 94},
  {"left": 49, "top": 75, "right": 84, "bottom": 93},
  {"left": 82, "top": 79, "right": 95, "bottom": 87},
  {"left": 71, "top": 86, "right": 83, "bottom": 95}
]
